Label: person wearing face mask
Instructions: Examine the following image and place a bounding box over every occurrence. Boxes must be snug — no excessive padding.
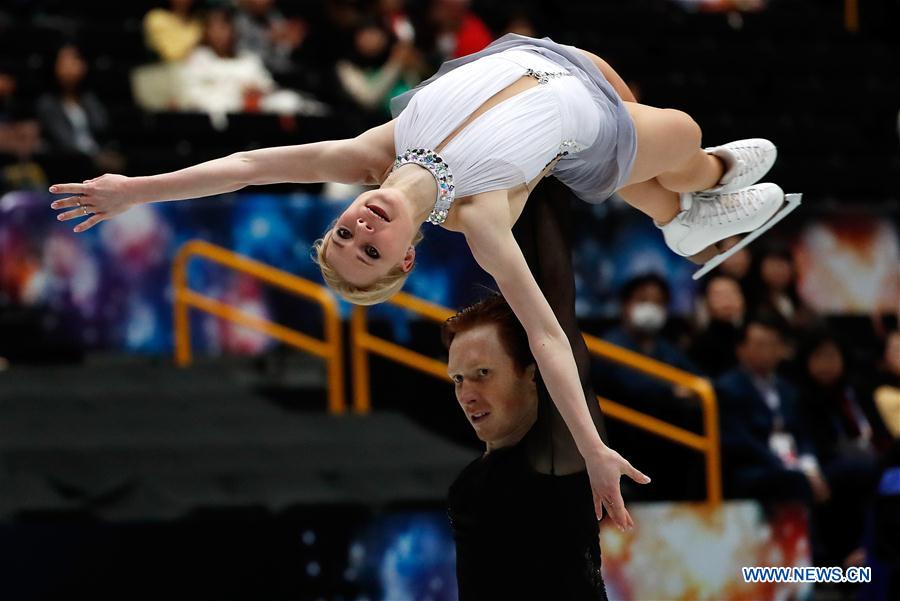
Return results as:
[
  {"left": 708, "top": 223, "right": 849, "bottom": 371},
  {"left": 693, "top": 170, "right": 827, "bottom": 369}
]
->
[
  {"left": 593, "top": 273, "right": 701, "bottom": 499},
  {"left": 443, "top": 294, "right": 650, "bottom": 600}
]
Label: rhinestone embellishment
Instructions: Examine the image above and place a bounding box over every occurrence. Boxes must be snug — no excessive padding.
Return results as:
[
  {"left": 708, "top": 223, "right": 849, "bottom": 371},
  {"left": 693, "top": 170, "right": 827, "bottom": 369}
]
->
[
  {"left": 541, "top": 138, "right": 587, "bottom": 172},
  {"left": 393, "top": 147, "right": 455, "bottom": 225},
  {"left": 525, "top": 67, "right": 570, "bottom": 84}
]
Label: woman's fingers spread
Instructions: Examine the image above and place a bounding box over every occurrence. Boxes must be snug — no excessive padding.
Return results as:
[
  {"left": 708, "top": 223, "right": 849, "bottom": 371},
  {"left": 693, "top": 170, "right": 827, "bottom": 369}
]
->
[
  {"left": 57, "top": 208, "right": 88, "bottom": 221},
  {"left": 627, "top": 463, "right": 652, "bottom": 484},
  {"left": 74, "top": 213, "right": 105, "bottom": 233},
  {"left": 49, "top": 183, "right": 87, "bottom": 195},
  {"left": 50, "top": 196, "right": 85, "bottom": 210}
]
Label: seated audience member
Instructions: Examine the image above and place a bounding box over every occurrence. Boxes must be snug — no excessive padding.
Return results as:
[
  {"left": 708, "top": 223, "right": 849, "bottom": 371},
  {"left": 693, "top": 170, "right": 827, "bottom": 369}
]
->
[
  {"left": 870, "top": 329, "right": 900, "bottom": 440},
  {"left": 717, "top": 234, "right": 753, "bottom": 284},
  {"left": 143, "top": 0, "right": 203, "bottom": 63},
  {"left": 745, "top": 246, "right": 817, "bottom": 340},
  {"left": 427, "top": 0, "right": 493, "bottom": 61},
  {"left": 595, "top": 273, "right": 699, "bottom": 415},
  {"left": 796, "top": 331, "right": 883, "bottom": 565},
  {"left": 234, "top": 0, "right": 305, "bottom": 80},
  {"left": 594, "top": 273, "right": 702, "bottom": 499},
  {"left": 690, "top": 273, "right": 746, "bottom": 377},
  {"left": 177, "top": 6, "right": 328, "bottom": 129},
  {"left": 0, "top": 72, "right": 46, "bottom": 190},
  {"left": 335, "top": 19, "right": 422, "bottom": 123},
  {"left": 36, "top": 43, "right": 123, "bottom": 176},
  {"left": 443, "top": 294, "right": 647, "bottom": 600},
  {"left": 716, "top": 316, "right": 826, "bottom": 506}
]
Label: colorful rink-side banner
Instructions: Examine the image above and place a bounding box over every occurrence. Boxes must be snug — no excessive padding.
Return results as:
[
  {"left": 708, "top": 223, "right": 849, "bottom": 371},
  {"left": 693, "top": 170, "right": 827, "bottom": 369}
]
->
[{"left": 1, "top": 191, "right": 897, "bottom": 354}]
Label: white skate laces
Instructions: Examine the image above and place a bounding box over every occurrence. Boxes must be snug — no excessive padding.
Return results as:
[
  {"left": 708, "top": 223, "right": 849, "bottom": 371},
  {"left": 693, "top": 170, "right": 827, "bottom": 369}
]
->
[
  {"left": 660, "top": 183, "right": 784, "bottom": 257},
  {"left": 684, "top": 187, "right": 768, "bottom": 227},
  {"left": 705, "top": 138, "right": 777, "bottom": 193}
]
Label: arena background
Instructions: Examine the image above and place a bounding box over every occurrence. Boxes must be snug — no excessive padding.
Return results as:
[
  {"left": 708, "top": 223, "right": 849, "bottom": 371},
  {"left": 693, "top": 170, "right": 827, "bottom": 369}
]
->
[{"left": 0, "top": 1, "right": 898, "bottom": 600}]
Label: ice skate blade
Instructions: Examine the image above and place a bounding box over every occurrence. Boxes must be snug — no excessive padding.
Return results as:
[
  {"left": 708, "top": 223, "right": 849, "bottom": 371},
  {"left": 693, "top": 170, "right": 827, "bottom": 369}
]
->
[{"left": 692, "top": 193, "right": 802, "bottom": 280}]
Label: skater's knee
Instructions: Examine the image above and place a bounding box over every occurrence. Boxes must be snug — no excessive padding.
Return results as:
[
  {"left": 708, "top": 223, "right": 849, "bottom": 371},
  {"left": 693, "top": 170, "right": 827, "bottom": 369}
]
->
[{"left": 665, "top": 109, "right": 702, "bottom": 149}]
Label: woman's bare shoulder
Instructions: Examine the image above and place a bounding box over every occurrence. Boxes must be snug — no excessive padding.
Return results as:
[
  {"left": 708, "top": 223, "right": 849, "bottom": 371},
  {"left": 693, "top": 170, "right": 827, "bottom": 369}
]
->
[
  {"left": 352, "top": 120, "right": 398, "bottom": 184},
  {"left": 451, "top": 189, "right": 512, "bottom": 236}
]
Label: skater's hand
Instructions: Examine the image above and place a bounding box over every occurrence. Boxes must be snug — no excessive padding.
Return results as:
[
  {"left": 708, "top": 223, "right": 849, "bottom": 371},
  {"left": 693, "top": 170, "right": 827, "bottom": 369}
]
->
[
  {"left": 584, "top": 445, "right": 651, "bottom": 531},
  {"left": 49, "top": 174, "right": 135, "bottom": 232}
]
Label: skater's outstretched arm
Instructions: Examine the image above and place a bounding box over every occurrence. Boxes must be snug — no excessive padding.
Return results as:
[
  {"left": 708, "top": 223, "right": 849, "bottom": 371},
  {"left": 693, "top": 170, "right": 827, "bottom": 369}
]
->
[
  {"left": 49, "top": 120, "right": 397, "bottom": 232},
  {"left": 460, "top": 191, "right": 650, "bottom": 529}
]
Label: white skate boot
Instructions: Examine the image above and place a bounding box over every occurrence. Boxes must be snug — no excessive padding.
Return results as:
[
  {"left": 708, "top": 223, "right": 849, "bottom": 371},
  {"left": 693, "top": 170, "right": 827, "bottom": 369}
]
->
[
  {"left": 658, "top": 183, "right": 802, "bottom": 279},
  {"left": 704, "top": 138, "right": 778, "bottom": 193}
]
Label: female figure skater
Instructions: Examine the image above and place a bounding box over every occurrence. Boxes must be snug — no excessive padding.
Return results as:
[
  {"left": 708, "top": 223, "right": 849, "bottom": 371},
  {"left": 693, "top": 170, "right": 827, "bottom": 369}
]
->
[{"left": 49, "top": 34, "right": 788, "bottom": 530}]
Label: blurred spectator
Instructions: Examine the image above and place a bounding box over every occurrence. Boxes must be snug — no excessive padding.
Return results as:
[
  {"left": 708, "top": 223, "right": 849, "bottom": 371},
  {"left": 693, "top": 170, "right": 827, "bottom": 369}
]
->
[
  {"left": 717, "top": 316, "right": 826, "bottom": 506},
  {"left": 745, "top": 246, "right": 817, "bottom": 344},
  {"left": 796, "top": 331, "right": 883, "bottom": 565},
  {"left": 428, "top": 0, "right": 493, "bottom": 61},
  {"left": 143, "top": 0, "right": 203, "bottom": 63},
  {"left": 869, "top": 330, "right": 900, "bottom": 439},
  {"left": 36, "top": 43, "right": 124, "bottom": 176},
  {"left": 716, "top": 234, "right": 752, "bottom": 283},
  {"left": 234, "top": 0, "right": 306, "bottom": 80},
  {"left": 798, "top": 332, "right": 893, "bottom": 460},
  {"left": 376, "top": 0, "right": 416, "bottom": 41},
  {"left": 690, "top": 274, "right": 746, "bottom": 377},
  {"left": 0, "top": 72, "right": 45, "bottom": 190},
  {"left": 501, "top": 8, "right": 538, "bottom": 37},
  {"left": 594, "top": 273, "right": 702, "bottom": 499},
  {"left": 336, "top": 20, "right": 423, "bottom": 121},
  {"left": 177, "top": 7, "right": 328, "bottom": 129}
]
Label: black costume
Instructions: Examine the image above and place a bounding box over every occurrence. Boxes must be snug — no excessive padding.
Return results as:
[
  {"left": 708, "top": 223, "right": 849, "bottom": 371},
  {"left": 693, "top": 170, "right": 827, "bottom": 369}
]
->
[{"left": 447, "top": 177, "right": 610, "bottom": 600}]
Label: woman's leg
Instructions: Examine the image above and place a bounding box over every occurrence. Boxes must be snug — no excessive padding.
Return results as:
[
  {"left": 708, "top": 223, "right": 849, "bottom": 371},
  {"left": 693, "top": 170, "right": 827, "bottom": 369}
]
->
[
  {"left": 623, "top": 102, "right": 724, "bottom": 191},
  {"left": 617, "top": 102, "right": 726, "bottom": 224}
]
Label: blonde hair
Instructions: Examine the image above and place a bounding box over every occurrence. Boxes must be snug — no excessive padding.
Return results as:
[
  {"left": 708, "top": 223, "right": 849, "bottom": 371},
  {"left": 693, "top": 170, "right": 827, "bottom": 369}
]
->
[{"left": 312, "top": 226, "right": 425, "bottom": 306}]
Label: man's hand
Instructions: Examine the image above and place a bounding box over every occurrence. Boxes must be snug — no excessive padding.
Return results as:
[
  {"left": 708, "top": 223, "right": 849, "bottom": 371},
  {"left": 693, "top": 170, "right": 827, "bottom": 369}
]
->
[{"left": 584, "top": 446, "right": 651, "bottom": 530}]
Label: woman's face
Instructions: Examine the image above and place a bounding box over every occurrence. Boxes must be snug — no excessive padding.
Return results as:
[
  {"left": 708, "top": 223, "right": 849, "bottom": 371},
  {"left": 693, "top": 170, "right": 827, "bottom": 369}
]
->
[
  {"left": 807, "top": 341, "right": 844, "bottom": 388},
  {"left": 760, "top": 255, "right": 794, "bottom": 291},
  {"left": 325, "top": 189, "right": 417, "bottom": 287},
  {"left": 354, "top": 26, "right": 388, "bottom": 58},
  {"left": 55, "top": 45, "right": 86, "bottom": 90},
  {"left": 205, "top": 12, "right": 235, "bottom": 56}
]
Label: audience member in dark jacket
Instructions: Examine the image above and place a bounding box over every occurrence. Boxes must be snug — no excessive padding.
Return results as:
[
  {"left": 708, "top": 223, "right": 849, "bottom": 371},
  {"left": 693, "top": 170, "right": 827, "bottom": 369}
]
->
[
  {"left": 690, "top": 274, "right": 745, "bottom": 378},
  {"left": 716, "top": 316, "right": 826, "bottom": 506},
  {"left": 796, "top": 331, "right": 883, "bottom": 565},
  {"left": 35, "top": 43, "right": 123, "bottom": 176},
  {"left": 594, "top": 273, "right": 702, "bottom": 499}
]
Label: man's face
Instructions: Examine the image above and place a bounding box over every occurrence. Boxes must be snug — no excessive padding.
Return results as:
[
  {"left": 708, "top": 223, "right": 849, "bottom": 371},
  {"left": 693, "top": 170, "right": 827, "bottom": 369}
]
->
[
  {"left": 447, "top": 324, "right": 537, "bottom": 449},
  {"left": 737, "top": 324, "right": 782, "bottom": 377},
  {"left": 706, "top": 276, "right": 745, "bottom": 323}
]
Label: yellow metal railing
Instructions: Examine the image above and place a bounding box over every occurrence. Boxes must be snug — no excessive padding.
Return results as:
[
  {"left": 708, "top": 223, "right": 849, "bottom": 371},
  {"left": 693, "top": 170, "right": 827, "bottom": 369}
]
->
[
  {"left": 351, "top": 298, "right": 722, "bottom": 505},
  {"left": 172, "top": 239, "right": 346, "bottom": 414},
  {"left": 582, "top": 334, "right": 721, "bottom": 505},
  {"left": 351, "top": 292, "right": 454, "bottom": 414}
]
